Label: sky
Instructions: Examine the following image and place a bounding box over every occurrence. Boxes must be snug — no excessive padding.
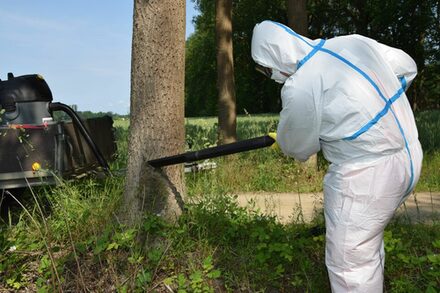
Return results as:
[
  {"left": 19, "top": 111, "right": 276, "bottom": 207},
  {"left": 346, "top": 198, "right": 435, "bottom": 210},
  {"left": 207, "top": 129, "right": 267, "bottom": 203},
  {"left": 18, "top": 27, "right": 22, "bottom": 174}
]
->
[{"left": 0, "top": 1, "right": 199, "bottom": 115}]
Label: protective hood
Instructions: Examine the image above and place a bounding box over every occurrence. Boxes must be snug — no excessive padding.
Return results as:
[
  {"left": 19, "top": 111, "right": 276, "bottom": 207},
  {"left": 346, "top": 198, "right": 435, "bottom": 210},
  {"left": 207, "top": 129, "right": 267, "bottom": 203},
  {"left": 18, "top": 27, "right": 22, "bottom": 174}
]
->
[{"left": 251, "top": 21, "right": 320, "bottom": 83}]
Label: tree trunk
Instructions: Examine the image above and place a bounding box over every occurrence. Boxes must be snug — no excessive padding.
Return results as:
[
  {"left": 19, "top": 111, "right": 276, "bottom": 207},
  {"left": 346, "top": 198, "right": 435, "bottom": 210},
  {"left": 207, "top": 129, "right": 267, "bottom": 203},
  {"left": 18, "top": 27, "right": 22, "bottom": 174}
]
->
[
  {"left": 287, "top": 0, "right": 308, "bottom": 36},
  {"left": 287, "top": 0, "right": 317, "bottom": 169},
  {"left": 121, "top": 0, "right": 186, "bottom": 226},
  {"left": 216, "top": 0, "right": 237, "bottom": 145}
]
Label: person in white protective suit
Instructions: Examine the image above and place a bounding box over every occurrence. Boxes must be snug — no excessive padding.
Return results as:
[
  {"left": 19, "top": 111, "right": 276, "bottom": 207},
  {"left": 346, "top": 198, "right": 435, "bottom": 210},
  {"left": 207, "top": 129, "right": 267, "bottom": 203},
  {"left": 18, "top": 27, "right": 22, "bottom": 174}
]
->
[{"left": 251, "top": 20, "right": 423, "bottom": 292}]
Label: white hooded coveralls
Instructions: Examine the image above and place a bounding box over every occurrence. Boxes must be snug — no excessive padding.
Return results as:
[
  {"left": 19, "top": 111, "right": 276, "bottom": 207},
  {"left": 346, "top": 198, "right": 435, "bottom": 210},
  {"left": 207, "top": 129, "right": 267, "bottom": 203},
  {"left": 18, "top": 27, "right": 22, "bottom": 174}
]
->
[{"left": 251, "top": 21, "right": 423, "bottom": 292}]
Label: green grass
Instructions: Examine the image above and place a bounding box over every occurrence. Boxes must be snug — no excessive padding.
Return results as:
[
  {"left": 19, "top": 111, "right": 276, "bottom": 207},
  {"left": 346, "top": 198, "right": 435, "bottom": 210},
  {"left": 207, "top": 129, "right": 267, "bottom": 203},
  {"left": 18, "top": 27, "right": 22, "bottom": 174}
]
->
[
  {"left": 416, "top": 151, "right": 440, "bottom": 192},
  {"left": 414, "top": 110, "right": 440, "bottom": 192},
  {"left": 115, "top": 111, "right": 440, "bottom": 193},
  {"left": 0, "top": 111, "right": 439, "bottom": 291},
  {"left": 185, "top": 114, "right": 326, "bottom": 195},
  {"left": 1, "top": 187, "right": 438, "bottom": 292},
  {"left": 184, "top": 112, "right": 440, "bottom": 194}
]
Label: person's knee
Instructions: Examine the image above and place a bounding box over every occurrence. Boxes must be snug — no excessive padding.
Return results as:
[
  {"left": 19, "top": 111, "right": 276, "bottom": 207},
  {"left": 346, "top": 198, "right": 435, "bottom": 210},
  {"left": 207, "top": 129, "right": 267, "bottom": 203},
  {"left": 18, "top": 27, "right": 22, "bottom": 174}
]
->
[{"left": 326, "top": 231, "right": 383, "bottom": 269}]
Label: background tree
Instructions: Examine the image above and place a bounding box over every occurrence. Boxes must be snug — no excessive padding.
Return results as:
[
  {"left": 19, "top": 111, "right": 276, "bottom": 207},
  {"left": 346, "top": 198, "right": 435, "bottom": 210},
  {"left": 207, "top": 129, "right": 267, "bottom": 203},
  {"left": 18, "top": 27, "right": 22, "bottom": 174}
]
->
[
  {"left": 307, "top": 0, "right": 439, "bottom": 110},
  {"left": 185, "top": 0, "right": 217, "bottom": 117},
  {"left": 286, "top": 0, "right": 318, "bottom": 169},
  {"left": 287, "top": 0, "right": 308, "bottom": 35},
  {"left": 186, "top": 0, "right": 286, "bottom": 120},
  {"left": 121, "top": 0, "right": 186, "bottom": 226},
  {"left": 186, "top": 0, "right": 439, "bottom": 118},
  {"left": 216, "top": 0, "right": 237, "bottom": 144}
]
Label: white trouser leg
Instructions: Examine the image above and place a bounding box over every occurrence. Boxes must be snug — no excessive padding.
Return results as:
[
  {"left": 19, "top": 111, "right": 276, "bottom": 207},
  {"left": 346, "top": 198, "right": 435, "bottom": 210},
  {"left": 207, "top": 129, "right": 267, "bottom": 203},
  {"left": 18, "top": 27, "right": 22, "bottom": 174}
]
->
[
  {"left": 325, "top": 206, "right": 387, "bottom": 293},
  {"left": 323, "top": 151, "right": 415, "bottom": 293}
]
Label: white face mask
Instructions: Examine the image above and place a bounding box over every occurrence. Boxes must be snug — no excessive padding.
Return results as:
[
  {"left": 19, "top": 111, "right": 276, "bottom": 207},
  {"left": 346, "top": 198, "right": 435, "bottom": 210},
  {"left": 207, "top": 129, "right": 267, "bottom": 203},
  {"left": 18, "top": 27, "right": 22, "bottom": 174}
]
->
[{"left": 271, "top": 69, "right": 288, "bottom": 84}]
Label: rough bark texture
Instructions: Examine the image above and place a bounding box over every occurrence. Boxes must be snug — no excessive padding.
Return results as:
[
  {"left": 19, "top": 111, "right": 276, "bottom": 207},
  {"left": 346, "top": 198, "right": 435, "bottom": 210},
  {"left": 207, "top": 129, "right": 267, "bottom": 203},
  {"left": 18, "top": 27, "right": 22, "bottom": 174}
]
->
[
  {"left": 216, "top": 0, "right": 237, "bottom": 145},
  {"left": 287, "top": 0, "right": 308, "bottom": 36},
  {"left": 121, "top": 0, "right": 185, "bottom": 225}
]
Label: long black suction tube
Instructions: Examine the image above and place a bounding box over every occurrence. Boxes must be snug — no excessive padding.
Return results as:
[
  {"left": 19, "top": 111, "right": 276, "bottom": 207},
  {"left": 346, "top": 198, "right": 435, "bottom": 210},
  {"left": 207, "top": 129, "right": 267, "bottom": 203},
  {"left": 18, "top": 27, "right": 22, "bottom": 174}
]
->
[
  {"left": 49, "top": 102, "right": 110, "bottom": 172},
  {"left": 148, "top": 135, "right": 275, "bottom": 168}
]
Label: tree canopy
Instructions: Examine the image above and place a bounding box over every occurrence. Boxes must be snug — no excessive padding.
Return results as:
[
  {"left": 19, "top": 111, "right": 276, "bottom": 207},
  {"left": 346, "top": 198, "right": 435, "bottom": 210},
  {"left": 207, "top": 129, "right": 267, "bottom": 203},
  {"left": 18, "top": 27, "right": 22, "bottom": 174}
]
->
[{"left": 185, "top": 0, "right": 440, "bottom": 116}]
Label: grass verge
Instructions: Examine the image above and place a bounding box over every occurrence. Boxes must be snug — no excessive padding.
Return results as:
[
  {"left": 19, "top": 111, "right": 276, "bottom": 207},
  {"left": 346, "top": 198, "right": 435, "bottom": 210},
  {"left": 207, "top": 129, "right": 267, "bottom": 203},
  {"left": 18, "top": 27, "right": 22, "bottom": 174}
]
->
[{"left": 1, "top": 186, "right": 439, "bottom": 292}]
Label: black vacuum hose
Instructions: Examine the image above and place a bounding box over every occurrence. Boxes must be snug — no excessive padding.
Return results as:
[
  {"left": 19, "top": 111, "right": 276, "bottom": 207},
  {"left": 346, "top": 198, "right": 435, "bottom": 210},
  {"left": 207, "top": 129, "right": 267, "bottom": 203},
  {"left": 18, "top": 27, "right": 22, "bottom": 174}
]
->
[
  {"left": 148, "top": 135, "right": 275, "bottom": 168},
  {"left": 49, "top": 102, "right": 110, "bottom": 173}
]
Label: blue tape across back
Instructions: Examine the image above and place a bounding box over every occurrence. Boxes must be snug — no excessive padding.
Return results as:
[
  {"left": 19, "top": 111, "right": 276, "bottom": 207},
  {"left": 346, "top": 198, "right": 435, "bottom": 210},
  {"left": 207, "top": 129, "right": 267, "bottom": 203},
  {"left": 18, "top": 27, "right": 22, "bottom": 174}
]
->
[
  {"left": 344, "top": 87, "right": 405, "bottom": 140},
  {"left": 399, "top": 76, "right": 407, "bottom": 90},
  {"left": 297, "top": 39, "right": 326, "bottom": 70},
  {"left": 269, "top": 21, "right": 415, "bottom": 194}
]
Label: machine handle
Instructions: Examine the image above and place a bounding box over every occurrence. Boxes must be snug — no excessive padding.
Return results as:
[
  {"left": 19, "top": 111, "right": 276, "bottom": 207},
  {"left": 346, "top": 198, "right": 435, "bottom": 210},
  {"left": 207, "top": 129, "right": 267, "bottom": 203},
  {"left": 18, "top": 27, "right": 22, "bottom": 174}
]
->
[{"left": 148, "top": 135, "right": 276, "bottom": 168}]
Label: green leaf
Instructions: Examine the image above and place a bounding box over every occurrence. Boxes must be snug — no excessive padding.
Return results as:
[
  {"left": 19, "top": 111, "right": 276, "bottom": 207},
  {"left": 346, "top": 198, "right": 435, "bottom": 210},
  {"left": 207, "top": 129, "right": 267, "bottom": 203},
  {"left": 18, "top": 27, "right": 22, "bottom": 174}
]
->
[
  {"left": 427, "top": 254, "right": 440, "bottom": 265},
  {"left": 117, "top": 285, "right": 128, "bottom": 293},
  {"left": 7, "top": 277, "right": 23, "bottom": 290},
  {"left": 39, "top": 255, "right": 50, "bottom": 273},
  {"left": 163, "top": 277, "right": 175, "bottom": 286},
  {"left": 75, "top": 242, "right": 87, "bottom": 254},
  {"left": 94, "top": 236, "right": 109, "bottom": 254},
  {"left": 147, "top": 248, "right": 162, "bottom": 263},
  {"left": 190, "top": 270, "right": 203, "bottom": 283},
  {"left": 37, "top": 286, "right": 49, "bottom": 293},
  {"left": 202, "top": 256, "right": 213, "bottom": 271},
  {"left": 106, "top": 242, "right": 120, "bottom": 251},
  {"left": 425, "top": 285, "right": 437, "bottom": 293},
  {"left": 397, "top": 253, "right": 411, "bottom": 264},
  {"left": 128, "top": 255, "right": 144, "bottom": 264},
  {"left": 136, "top": 270, "right": 152, "bottom": 286},
  {"left": 207, "top": 269, "right": 221, "bottom": 279},
  {"left": 177, "top": 274, "right": 187, "bottom": 288}
]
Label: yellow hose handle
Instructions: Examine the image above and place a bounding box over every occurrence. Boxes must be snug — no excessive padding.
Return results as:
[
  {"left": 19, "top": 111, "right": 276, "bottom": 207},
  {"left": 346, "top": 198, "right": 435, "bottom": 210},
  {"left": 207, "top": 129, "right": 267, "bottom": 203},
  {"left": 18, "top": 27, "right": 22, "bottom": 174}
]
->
[{"left": 268, "top": 132, "right": 280, "bottom": 151}]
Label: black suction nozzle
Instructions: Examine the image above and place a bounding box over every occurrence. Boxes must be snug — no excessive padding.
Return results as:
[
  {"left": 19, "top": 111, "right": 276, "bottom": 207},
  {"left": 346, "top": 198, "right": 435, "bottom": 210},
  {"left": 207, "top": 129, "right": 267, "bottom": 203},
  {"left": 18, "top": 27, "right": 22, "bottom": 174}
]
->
[{"left": 148, "top": 135, "right": 276, "bottom": 168}]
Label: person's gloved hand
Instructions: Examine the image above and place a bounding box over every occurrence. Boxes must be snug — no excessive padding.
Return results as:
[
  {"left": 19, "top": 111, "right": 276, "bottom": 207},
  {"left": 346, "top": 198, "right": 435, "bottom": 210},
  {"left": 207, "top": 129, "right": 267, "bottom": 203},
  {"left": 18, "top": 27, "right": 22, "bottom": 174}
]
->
[{"left": 268, "top": 132, "right": 280, "bottom": 151}]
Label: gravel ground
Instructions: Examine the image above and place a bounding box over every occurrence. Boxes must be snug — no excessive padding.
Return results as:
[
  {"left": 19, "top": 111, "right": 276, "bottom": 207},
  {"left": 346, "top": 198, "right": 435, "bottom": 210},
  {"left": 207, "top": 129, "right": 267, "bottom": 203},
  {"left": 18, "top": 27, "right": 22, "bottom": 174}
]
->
[{"left": 237, "top": 192, "right": 440, "bottom": 224}]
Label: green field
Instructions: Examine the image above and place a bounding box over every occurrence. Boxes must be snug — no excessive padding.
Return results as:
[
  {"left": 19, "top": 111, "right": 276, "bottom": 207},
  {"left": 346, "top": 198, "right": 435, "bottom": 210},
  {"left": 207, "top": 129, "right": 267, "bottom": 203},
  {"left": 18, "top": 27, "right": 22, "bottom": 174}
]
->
[
  {"left": 115, "top": 111, "right": 440, "bottom": 194},
  {"left": 1, "top": 111, "right": 439, "bottom": 292}
]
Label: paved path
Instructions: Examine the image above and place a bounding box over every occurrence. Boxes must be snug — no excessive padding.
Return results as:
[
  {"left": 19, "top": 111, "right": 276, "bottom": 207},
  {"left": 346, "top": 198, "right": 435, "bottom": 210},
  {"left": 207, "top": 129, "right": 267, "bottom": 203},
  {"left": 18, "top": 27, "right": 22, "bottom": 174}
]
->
[{"left": 236, "top": 192, "right": 440, "bottom": 224}]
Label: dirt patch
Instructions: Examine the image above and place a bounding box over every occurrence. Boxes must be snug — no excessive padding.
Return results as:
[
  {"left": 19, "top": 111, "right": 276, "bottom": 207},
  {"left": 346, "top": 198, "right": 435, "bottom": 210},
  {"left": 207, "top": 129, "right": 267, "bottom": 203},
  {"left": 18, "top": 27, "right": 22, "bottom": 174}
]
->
[{"left": 237, "top": 192, "right": 440, "bottom": 224}]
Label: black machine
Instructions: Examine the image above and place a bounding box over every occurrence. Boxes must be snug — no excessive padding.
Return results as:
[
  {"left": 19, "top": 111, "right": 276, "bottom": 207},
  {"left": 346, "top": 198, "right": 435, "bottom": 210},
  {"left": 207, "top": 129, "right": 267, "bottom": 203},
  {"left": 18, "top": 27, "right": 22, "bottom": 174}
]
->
[{"left": 0, "top": 73, "right": 116, "bottom": 189}]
